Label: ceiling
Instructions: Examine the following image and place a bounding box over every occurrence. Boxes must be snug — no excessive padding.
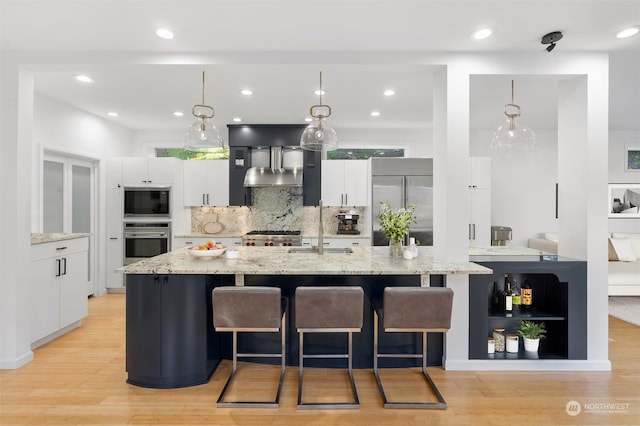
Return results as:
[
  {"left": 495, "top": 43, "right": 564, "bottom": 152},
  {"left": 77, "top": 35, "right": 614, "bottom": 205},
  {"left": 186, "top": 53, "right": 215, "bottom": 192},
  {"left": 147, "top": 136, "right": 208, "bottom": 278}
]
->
[{"left": 3, "top": 0, "right": 640, "bottom": 132}]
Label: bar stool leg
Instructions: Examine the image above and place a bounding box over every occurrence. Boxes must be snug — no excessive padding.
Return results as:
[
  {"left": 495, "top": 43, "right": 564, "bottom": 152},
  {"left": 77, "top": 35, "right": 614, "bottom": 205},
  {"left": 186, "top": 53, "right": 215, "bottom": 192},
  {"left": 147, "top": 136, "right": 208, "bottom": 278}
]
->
[
  {"left": 297, "top": 330, "right": 360, "bottom": 409},
  {"left": 373, "top": 310, "right": 447, "bottom": 409}
]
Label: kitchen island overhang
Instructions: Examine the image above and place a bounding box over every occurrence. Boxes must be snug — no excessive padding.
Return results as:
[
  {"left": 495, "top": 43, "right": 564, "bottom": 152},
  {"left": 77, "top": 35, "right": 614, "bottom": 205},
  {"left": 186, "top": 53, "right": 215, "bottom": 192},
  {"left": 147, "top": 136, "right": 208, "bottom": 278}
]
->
[{"left": 123, "top": 246, "right": 492, "bottom": 388}]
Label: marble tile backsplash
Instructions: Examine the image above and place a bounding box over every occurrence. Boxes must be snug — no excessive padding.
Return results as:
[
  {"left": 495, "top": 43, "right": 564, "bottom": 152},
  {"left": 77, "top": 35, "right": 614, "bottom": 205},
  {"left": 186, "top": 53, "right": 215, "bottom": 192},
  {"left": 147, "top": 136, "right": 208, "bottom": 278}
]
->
[{"left": 190, "top": 187, "right": 367, "bottom": 236}]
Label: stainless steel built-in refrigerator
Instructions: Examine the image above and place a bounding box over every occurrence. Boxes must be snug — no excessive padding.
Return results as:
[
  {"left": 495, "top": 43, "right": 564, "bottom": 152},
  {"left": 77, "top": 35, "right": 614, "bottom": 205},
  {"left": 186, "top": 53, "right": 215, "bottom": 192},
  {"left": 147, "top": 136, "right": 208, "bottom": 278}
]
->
[{"left": 371, "top": 158, "right": 433, "bottom": 246}]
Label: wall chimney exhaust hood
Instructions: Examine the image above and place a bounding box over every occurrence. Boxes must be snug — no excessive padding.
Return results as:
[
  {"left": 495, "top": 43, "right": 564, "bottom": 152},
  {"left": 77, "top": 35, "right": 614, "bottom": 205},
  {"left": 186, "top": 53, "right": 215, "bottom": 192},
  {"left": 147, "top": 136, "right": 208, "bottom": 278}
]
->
[{"left": 243, "top": 146, "right": 303, "bottom": 187}]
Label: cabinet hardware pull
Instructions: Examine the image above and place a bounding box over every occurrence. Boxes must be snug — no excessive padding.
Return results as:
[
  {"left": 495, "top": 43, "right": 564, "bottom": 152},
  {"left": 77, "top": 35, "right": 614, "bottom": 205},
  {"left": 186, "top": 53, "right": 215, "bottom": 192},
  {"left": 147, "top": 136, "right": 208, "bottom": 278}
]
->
[
  {"left": 203, "top": 194, "right": 206, "bottom": 205},
  {"left": 55, "top": 259, "right": 61, "bottom": 277},
  {"left": 56, "top": 246, "right": 67, "bottom": 251},
  {"left": 345, "top": 194, "right": 348, "bottom": 205},
  {"left": 207, "top": 194, "right": 210, "bottom": 205},
  {"left": 62, "top": 258, "right": 67, "bottom": 276},
  {"left": 109, "top": 237, "right": 118, "bottom": 240}
]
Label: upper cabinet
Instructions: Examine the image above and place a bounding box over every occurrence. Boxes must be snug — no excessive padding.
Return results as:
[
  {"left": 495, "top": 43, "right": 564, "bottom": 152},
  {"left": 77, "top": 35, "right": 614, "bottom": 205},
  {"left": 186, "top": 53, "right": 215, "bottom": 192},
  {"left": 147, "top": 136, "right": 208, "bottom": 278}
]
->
[
  {"left": 122, "top": 157, "right": 178, "bottom": 185},
  {"left": 183, "top": 160, "right": 229, "bottom": 206},
  {"left": 469, "top": 157, "right": 491, "bottom": 189},
  {"left": 469, "top": 157, "right": 491, "bottom": 246},
  {"left": 321, "top": 160, "right": 368, "bottom": 206}
]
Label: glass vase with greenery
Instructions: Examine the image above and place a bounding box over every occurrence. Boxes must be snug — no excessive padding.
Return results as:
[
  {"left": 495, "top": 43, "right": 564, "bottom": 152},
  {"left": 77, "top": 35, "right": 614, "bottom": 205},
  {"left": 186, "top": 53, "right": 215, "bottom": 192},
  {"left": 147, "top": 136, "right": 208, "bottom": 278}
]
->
[{"left": 377, "top": 201, "right": 416, "bottom": 258}]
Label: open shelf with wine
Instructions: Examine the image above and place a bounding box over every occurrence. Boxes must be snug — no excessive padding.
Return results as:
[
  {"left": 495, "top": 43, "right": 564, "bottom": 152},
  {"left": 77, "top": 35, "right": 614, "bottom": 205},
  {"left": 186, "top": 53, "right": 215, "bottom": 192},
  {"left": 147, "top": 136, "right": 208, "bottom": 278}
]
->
[{"left": 468, "top": 258, "right": 587, "bottom": 361}]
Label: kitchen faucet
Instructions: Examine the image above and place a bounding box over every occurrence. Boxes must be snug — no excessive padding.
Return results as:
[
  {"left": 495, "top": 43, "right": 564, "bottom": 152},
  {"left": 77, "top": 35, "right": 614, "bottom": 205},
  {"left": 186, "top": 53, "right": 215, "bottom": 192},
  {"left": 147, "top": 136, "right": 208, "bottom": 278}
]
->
[{"left": 318, "top": 199, "right": 324, "bottom": 255}]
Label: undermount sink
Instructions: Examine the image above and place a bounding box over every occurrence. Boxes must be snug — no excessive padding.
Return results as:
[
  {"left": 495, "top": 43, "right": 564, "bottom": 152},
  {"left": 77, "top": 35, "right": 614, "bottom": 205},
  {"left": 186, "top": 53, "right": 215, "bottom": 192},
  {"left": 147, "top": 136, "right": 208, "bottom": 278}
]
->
[{"left": 288, "top": 247, "right": 353, "bottom": 254}]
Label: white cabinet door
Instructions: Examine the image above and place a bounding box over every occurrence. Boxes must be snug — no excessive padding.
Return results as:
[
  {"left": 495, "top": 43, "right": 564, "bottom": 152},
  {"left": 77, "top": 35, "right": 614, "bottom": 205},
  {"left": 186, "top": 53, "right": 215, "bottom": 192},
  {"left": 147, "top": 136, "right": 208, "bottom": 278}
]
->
[
  {"left": 59, "top": 250, "right": 89, "bottom": 328},
  {"left": 469, "top": 157, "right": 491, "bottom": 189},
  {"left": 322, "top": 160, "right": 369, "bottom": 206},
  {"left": 122, "top": 157, "right": 177, "bottom": 185},
  {"left": 106, "top": 188, "right": 123, "bottom": 289},
  {"left": 183, "top": 161, "right": 208, "bottom": 206},
  {"left": 205, "top": 161, "right": 229, "bottom": 206},
  {"left": 321, "top": 161, "right": 345, "bottom": 206},
  {"left": 343, "top": 160, "right": 368, "bottom": 206},
  {"left": 121, "top": 158, "right": 149, "bottom": 184},
  {"left": 183, "top": 161, "right": 229, "bottom": 206},
  {"left": 106, "top": 158, "right": 122, "bottom": 189},
  {"left": 30, "top": 258, "right": 60, "bottom": 342},
  {"left": 469, "top": 188, "right": 491, "bottom": 246}
]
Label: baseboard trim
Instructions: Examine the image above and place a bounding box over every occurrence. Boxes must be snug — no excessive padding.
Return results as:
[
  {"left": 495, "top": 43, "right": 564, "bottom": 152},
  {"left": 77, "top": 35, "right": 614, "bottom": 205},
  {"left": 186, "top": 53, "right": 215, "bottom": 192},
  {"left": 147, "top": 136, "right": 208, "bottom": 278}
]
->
[
  {"left": 444, "top": 359, "right": 612, "bottom": 371},
  {"left": 0, "top": 350, "right": 34, "bottom": 370},
  {"left": 30, "top": 321, "right": 82, "bottom": 350}
]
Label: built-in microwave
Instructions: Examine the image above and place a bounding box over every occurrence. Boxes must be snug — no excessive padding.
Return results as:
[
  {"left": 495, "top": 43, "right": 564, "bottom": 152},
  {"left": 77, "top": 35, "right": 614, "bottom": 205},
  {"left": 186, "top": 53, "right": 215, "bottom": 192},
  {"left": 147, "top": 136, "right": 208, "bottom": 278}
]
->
[{"left": 123, "top": 186, "right": 171, "bottom": 218}]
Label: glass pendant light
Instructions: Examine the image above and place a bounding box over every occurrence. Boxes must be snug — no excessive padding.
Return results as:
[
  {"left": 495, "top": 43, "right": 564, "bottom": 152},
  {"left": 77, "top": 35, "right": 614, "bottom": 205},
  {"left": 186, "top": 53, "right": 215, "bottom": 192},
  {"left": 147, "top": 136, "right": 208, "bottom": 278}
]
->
[
  {"left": 184, "top": 71, "right": 223, "bottom": 151},
  {"left": 491, "top": 80, "right": 536, "bottom": 151},
  {"left": 300, "top": 72, "right": 338, "bottom": 152}
]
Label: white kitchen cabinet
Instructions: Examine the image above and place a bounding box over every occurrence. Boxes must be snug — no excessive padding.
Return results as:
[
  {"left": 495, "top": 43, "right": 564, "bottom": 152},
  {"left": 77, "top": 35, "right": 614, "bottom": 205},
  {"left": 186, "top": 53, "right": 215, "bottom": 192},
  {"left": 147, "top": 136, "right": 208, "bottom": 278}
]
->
[
  {"left": 183, "top": 160, "right": 229, "bottom": 206},
  {"left": 106, "top": 158, "right": 123, "bottom": 189},
  {"left": 122, "top": 157, "right": 178, "bottom": 185},
  {"left": 469, "top": 188, "right": 491, "bottom": 246},
  {"left": 468, "top": 157, "right": 491, "bottom": 247},
  {"left": 106, "top": 188, "right": 123, "bottom": 289},
  {"left": 31, "top": 237, "right": 89, "bottom": 346},
  {"left": 310, "top": 237, "right": 370, "bottom": 248},
  {"left": 321, "top": 160, "right": 368, "bottom": 206},
  {"left": 174, "top": 236, "right": 242, "bottom": 248},
  {"left": 469, "top": 157, "right": 491, "bottom": 189}
]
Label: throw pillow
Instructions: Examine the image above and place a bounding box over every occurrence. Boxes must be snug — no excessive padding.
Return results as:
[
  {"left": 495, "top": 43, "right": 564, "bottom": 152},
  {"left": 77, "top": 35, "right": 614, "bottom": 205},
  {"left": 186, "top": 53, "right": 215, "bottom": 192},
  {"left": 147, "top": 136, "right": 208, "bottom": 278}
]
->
[
  {"left": 544, "top": 233, "right": 559, "bottom": 242},
  {"left": 608, "top": 238, "right": 619, "bottom": 261},
  {"left": 610, "top": 238, "right": 637, "bottom": 262}
]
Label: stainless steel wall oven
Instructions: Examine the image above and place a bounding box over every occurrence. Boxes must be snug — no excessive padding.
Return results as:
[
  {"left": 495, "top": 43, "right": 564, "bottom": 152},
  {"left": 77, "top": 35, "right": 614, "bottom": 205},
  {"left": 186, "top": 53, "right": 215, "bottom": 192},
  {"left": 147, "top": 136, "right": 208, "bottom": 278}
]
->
[{"left": 123, "top": 222, "right": 171, "bottom": 265}]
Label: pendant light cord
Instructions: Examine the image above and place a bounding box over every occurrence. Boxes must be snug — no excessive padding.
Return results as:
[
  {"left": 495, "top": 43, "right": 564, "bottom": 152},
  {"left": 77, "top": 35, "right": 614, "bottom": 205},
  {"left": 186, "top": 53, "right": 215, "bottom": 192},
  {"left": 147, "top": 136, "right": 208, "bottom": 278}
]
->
[{"left": 202, "top": 71, "right": 206, "bottom": 105}]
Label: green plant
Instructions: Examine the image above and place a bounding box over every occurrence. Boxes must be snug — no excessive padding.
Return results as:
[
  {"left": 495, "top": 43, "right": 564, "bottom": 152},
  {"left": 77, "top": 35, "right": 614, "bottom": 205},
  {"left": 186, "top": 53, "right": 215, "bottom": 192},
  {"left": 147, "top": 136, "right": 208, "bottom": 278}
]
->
[
  {"left": 516, "top": 320, "right": 547, "bottom": 340},
  {"left": 377, "top": 201, "right": 416, "bottom": 243}
]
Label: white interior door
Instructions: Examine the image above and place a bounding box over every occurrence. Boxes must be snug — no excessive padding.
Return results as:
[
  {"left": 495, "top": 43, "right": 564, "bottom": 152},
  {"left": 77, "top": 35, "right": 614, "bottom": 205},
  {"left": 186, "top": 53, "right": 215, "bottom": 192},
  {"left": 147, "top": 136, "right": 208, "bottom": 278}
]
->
[{"left": 43, "top": 153, "right": 96, "bottom": 296}]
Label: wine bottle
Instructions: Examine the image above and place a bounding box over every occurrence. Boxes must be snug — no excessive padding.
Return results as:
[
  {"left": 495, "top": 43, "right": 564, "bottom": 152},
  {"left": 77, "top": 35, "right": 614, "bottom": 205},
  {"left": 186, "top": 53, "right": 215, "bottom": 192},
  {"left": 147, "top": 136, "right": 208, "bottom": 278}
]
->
[
  {"left": 491, "top": 281, "right": 501, "bottom": 314},
  {"left": 512, "top": 278, "right": 521, "bottom": 311},
  {"left": 521, "top": 275, "right": 533, "bottom": 312},
  {"left": 503, "top": 274, "right": 513, "bottom": 315}
]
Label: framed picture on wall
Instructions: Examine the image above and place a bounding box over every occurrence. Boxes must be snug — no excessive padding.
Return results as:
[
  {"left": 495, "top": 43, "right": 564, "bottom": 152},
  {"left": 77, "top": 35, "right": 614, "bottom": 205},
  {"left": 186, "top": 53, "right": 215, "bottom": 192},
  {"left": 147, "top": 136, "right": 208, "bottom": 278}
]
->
[
  {"left": 625, "top": 145, "right": 640, "bottom": 171},
  {"left": 609, "top": 184, "right": 640, "bottom": 218}
]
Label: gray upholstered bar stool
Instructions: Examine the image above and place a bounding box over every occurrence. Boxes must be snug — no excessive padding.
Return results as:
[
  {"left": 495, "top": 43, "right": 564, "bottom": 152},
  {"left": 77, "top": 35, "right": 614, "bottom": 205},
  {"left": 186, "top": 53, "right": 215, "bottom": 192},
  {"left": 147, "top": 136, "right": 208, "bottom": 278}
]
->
[
  {"left": 295, "top": 286, "right": 364, "bottom": 409},
  {"left": 212, "top": 286, "right": 286, "bottom": 408},
  {"left": 373, "top": 286, "right": 454, "bottom": 409}
]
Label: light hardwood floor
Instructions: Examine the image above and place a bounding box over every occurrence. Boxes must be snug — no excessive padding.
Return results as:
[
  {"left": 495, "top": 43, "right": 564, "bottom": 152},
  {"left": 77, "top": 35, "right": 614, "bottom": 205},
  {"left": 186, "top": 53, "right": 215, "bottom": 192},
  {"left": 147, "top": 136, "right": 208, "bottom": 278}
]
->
[{"left": 1, "top": 294, "right": 639, "bottom": 425}]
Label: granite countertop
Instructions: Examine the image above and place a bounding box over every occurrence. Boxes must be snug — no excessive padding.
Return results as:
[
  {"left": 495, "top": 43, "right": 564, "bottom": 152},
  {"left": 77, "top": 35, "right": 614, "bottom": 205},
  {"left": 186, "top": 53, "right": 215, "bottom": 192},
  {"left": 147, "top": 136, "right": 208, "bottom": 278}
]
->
[
  {"left": 31, "top": 233, "right": 90, "bottom": 245},
  {"left": 122, "top": 246, "right": 492, "bottom": 276},
  {"left": 175, "top": 233, "right": 371, "bottom": 239}
]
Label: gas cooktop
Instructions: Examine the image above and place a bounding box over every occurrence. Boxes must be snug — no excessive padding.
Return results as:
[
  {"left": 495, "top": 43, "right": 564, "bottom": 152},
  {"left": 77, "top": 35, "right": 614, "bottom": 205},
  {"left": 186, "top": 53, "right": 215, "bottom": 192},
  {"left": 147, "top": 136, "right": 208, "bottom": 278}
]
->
[
  {"left": 242, "top": 230, "right": 302, "bottom": 246},
  {"left": 245, "top": 230, "right": 301, "bottom": 236}
]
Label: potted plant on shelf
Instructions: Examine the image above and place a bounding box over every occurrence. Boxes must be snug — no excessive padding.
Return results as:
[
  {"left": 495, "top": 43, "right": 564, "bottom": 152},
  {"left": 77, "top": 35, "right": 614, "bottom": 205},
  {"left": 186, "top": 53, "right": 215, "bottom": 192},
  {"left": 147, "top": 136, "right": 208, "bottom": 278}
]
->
[
  {"left": 516, "top": 320, "right": 547, "bottom": 352},
  {"left": 377, "top": 201, "right": 416, "bottom": 258}
]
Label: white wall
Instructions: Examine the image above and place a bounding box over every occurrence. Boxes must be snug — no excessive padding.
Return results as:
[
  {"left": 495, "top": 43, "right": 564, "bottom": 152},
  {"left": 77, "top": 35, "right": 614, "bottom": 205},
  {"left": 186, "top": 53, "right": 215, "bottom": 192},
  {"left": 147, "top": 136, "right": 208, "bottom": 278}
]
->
[{"left": 470, "top": 128, "right": 559, "bottom": 247}]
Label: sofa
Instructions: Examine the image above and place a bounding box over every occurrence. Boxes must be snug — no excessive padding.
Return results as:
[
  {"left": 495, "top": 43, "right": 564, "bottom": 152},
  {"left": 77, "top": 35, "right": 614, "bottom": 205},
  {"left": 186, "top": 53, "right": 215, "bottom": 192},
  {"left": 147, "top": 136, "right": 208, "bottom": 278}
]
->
[
  {"left": 608, "top": 233, "right": 640, "bottom": 296},
  {"left": 528, "top": 232, "right": 640, "bottom": 296}
]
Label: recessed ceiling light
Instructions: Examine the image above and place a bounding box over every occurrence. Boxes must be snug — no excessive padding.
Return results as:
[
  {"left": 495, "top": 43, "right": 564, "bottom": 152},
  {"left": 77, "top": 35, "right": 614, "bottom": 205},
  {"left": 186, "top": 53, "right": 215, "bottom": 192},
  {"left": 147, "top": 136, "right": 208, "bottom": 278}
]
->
[
  {"left": 304, "top": 117, "right": 313, "bottom": 122},
  {"left": 383, "top": 89, "right": 396, "bottom": 96},
  {"left": 173, "top": 111, "right": 184, "bottom": 117},
  {"left": 471, "top": 27, "right": 494, "bottom": 40},
  {"left": 107, "top": 112, "right": 119, "bottom": 117},
  {"left": 232, "top": 117, "right": 243, "bottom": 122},
  {"left": 370, "top": 111, "right": 381, "bottom": 117},
  {"left": 240, "top": 89, "right": 253, "bottom": 96},
  {"left": 314, "top": 89, "right": 327, "bottom": 96},
  {"left": 73, "top": 74, "right": 94, "bottom": 83},
  {"left": 156, "top": 28, "right": 174, "bottom": 40},
  {"left": 616, "top": 26, "right": 639, "bottom": 39}
]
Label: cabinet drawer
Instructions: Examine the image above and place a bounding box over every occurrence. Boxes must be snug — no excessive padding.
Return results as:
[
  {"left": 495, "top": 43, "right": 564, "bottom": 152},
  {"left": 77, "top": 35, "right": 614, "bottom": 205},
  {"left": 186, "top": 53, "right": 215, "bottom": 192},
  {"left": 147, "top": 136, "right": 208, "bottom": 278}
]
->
[{"left": 31, "top": 237, "right": 89, "bottom": 261}]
